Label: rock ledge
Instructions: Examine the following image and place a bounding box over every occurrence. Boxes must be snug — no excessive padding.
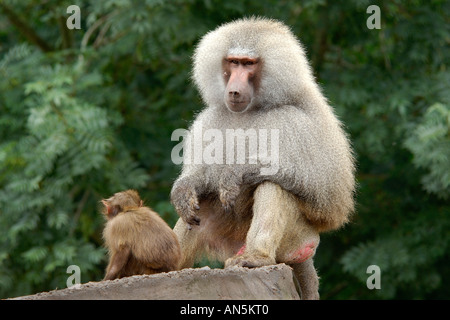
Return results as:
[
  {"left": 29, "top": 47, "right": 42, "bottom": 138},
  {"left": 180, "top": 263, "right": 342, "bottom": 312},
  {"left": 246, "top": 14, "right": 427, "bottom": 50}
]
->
[{"left": 12, "top": 263, "right": 300, "bottom": 300}]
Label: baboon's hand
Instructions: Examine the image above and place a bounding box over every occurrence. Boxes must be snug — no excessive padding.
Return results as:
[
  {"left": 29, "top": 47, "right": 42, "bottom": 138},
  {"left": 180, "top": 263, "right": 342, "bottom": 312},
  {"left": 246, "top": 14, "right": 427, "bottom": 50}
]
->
[
  {"left": 170, "top": 178, "right": 201, "bottom": 227},
  {"left": 219, "top": 168, "right": 242, "bottom": 213}
]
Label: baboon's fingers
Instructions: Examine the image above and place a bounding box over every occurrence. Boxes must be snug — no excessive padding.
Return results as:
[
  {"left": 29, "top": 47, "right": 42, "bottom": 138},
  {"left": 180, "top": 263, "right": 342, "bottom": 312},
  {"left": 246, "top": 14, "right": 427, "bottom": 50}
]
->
[
  {"left": 219, "top": 191, "right": 234, "bottom": 213},
  {"left": 176, "top": 205, "right": 201, "bottom": 227},
  {"left": 187, "top": 214, "right": 201, "bottom": 226}
]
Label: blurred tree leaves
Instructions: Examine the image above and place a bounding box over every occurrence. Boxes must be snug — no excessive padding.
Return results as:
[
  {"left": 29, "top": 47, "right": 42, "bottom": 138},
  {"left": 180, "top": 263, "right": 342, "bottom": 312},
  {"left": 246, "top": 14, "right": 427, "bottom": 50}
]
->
[
  {"left": 0, "top": 0, "right": 448, "bottom": 299},
  {"left": 404, "top": 103, "right": 449, "bottom": 199}
]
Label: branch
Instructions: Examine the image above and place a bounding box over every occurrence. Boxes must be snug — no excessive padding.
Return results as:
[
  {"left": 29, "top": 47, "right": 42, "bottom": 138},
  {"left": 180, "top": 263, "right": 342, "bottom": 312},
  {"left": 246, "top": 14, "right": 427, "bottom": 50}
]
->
[
  {"left": 378, "top": 30, "right": 392, "bottom": 71},
  {"left": 69, "top": 189, "right": 91, "bottom": 236},
  {"left": 58, "top": 15, "right": 73, "bottom": 50},
  {"left": 93, "top": 19, "right": 113, "bottom": 48},
  {"left": 80, "top": 10, "right": 120, "bottom": 51},
  {"left": 78, "top": 10, "right": 120, "bottom": 65},
  {"left": 0, "top": 3, "right": 53, "bottom": 52}
]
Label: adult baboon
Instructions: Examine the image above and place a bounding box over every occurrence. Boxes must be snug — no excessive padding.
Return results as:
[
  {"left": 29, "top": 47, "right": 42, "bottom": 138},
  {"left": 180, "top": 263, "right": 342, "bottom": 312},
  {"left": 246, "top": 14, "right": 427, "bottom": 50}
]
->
[{"left": 171, "top": 17, "right": 355, "bottom": 300}]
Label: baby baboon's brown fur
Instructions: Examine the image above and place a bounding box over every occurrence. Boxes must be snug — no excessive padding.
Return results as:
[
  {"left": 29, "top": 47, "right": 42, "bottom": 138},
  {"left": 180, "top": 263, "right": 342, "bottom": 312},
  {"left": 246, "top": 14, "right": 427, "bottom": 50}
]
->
[{"left": 102, "top": 190, "right": 181, "bottom": 280}]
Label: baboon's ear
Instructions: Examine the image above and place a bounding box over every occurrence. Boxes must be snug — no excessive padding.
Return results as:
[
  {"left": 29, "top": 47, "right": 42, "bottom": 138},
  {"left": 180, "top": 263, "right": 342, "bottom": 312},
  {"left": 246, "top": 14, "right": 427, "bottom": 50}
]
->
[
  {"left": 102, "top": 200, "right": 120, "bottom": 217},
  {"left": 101, "top": 200, "right": 109, "bottom": 214},
  {"left": 110, "top": 205, "right": 121, "bottom": 217}
]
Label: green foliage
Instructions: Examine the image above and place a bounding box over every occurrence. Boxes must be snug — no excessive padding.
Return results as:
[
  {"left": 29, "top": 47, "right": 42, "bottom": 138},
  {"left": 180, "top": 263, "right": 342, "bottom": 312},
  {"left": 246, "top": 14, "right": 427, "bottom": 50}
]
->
[
  {"left": 340, "top": 210, "right": 450, "bottom": 298},
  {"left": 404, "top": 103, "right": 450, "bottom": 199},
  {"left": 0, "top": 0, "right": 448, "bottom": 299}
]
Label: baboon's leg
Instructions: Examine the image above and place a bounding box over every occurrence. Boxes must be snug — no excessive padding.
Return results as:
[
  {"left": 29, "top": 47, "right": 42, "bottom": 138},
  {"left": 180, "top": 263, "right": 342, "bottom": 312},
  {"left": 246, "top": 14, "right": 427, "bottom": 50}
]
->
[
  {"left": 173, "top": 218, "right": 202, "bottom": 268},
  {"left": 223, "top": 181, "right": 320, "bottom": 300},
  {"left": 103, "top": 246, "right": 131, "bottom": 280},
  {"left": 173, "top": 198, "right": 236, "bottom": 268},
  {"left": 225, "top": 181, "right": 294, "bottom": 268}
]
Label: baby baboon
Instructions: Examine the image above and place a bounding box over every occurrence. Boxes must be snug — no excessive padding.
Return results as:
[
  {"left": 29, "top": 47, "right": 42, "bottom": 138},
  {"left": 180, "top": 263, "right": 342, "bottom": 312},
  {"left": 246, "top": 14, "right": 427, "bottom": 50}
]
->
[
  {"left": 170, "top": 17, "right": 356, "bottom": 299},
  {"left": 101, "top": 190, "right": 181, "bottom": 280}
]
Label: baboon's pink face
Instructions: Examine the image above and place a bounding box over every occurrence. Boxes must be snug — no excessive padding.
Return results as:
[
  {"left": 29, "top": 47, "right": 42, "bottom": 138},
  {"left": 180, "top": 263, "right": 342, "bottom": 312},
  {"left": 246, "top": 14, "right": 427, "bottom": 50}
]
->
[{"left": 222, "top": 56, "right": 260, "bottom": 113}]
